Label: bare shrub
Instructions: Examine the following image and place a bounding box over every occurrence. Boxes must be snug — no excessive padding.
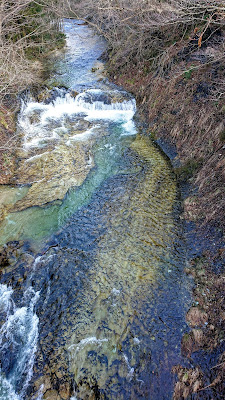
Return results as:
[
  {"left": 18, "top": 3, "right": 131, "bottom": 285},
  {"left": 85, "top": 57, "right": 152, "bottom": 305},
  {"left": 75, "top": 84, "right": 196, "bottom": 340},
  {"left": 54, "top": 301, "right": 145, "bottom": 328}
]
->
[
  {"left": 66, "top": 0, "right": 225, "bottom": 74},
  {"left": 0, "top": 0, "right": 64, "bottom": 105},
  {"left": 1, "top": 0, "right": 223, "bottom": 102}
]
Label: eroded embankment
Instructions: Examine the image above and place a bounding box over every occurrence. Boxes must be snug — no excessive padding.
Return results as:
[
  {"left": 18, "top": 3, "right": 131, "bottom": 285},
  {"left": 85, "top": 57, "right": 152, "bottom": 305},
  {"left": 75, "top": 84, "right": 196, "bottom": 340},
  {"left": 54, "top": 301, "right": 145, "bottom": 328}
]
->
[
  {"left": 112, "top": 33, "right": 225, "bottom": 234},
  {"left": 108, "top": 30, "right": 225, "bottom": 399}
]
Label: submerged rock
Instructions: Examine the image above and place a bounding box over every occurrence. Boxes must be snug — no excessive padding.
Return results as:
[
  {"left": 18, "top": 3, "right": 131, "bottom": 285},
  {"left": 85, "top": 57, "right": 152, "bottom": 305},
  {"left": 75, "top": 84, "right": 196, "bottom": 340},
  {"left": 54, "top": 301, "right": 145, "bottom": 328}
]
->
[{"left": 0, "top": 185, "right": 29, "bottom": 222}]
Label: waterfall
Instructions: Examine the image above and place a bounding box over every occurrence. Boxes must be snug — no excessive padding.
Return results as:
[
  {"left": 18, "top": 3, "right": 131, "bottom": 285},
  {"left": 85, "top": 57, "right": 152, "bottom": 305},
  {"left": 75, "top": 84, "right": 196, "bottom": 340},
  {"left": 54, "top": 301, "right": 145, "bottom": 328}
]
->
[{"left": 18, "top": 89, "right": 137, "bottom": 149}]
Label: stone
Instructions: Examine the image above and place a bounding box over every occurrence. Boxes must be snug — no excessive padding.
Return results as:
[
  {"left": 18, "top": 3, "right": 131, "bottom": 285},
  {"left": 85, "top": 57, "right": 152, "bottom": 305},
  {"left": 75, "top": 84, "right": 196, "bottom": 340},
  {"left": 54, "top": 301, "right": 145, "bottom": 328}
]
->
[
  {"left": 34, "top": 376, "right": 52, "bottom": 393},
  {"left": 192, "top": 328, "right": 204, "bottom": 345},
  {"left": 70, "top": 120, "right": 92, "bottom": 132},
  {"left": 13, "top": 143, "right": 94, "bottom": 211},
  {"left": 184, "top": 196, "right": 200, "bottom": 221},
  {"left": 193, "top": 380, "right": 202, "bottom": 393},
  {"left": 43, "top": 389, "right": 61, "bottom": 400},
  {"left": 186, "top": 307, "right": 208, "bottom": 328},
  {"left": 70, "top": 90, "right": 79, "bottom": 98},
  {"left": 0, "top": 247, "right": 8, "bottom": 267},
  {"left": 59, "top": 382, "right": 71, "bottom": 399}
]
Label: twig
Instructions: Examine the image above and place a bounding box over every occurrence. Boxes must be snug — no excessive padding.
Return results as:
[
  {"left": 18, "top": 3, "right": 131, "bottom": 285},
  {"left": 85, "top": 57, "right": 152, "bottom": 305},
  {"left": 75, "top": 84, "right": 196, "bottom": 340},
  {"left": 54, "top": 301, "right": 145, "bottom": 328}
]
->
[{"left": 211, "top": 361, "right": 225, "bottom": 369}]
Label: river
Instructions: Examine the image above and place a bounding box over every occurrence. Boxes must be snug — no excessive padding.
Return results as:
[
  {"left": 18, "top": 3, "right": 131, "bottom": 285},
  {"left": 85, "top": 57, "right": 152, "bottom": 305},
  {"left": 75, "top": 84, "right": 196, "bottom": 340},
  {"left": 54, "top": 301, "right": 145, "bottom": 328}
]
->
[{"left": 0, "top": 20, "right": 191, "bottom": 400}]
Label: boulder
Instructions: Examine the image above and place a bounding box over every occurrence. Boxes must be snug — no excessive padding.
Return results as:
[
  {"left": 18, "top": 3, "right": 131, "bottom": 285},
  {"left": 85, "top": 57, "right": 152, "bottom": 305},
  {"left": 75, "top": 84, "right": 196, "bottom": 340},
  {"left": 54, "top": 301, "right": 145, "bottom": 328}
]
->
[
  {"left": 186, "top": 307, "right": 208, "bottom": 328},
  {"left": 13, "top": 143, "right": 94, "bottom": 211},
  {"left": 43, "top": 390, "right": 61, "bottom": 400}
]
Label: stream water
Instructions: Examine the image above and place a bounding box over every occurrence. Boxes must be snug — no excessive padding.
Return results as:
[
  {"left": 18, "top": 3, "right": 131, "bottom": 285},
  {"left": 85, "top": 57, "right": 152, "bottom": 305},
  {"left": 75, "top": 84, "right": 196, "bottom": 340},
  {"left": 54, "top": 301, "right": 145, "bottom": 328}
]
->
[{"left": 0, "top": 20, "right": 191, "bottom": 400}]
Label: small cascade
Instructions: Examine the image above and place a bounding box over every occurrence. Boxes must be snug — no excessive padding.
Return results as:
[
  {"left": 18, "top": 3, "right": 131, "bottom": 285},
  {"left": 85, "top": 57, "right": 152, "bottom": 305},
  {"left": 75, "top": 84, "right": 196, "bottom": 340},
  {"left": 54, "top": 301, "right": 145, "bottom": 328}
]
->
[
  {"left": 75, "top": 89, "right": 136, "bottom": 111},
  {"left": 18, "top": 89, "right": 137, "bottom": 149},
  {"left": 0, "top": 285, "right": 39, "bottom": 400}
]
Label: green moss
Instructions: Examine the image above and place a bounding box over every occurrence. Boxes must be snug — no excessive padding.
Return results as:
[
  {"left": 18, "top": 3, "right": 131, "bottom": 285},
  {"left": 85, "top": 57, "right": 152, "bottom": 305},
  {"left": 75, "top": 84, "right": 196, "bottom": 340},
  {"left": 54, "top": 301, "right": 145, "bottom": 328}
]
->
[
  {"left": 126, "top": 78, "right": 136, "bottom": 85},
  {"left": 150, "top": 99, "right": 159, "bottom": 109},
  {"left": 184, "top": 67, "right": 194, "bottom": 80},
  {"left": 182, "top": 332, "right": 191, "bottom": 343},
  {"left": 150, "top": 130, "right": 158, "bottom": 141},
  {"left": 175, "top": 158, "right": 202, "bottom": 181},
  {"left": 9, "top": 2, "right": 65, "bottom": 59},
  {"left": 0, "top": 112, "right": 8, "bottom": 130},
  {"left": 220, "top": 129, "right": 225, "bottom": 142},
  {"left": 25, "top": 31, "right": 66, "bottom": 59},
  {"left": 3, "top": 154, "right": 9, "bottom": 165}
]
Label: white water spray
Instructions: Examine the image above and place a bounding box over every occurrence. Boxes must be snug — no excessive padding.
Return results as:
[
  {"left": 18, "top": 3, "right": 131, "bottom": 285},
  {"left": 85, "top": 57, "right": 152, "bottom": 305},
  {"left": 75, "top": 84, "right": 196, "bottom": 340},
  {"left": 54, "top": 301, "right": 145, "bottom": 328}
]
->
[
  {"left": 0, "top": 284, "right": 39, "bottom": 400},
  {"left": 18, "top": 89, "right": 137, "bottom": 149}
]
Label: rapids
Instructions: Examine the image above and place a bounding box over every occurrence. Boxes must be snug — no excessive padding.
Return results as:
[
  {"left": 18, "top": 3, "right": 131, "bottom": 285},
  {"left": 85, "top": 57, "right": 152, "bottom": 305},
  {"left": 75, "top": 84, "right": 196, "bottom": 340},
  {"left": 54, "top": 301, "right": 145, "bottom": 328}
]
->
[{"left": 0, "top": 20, "right": 191, "bottom": 400}]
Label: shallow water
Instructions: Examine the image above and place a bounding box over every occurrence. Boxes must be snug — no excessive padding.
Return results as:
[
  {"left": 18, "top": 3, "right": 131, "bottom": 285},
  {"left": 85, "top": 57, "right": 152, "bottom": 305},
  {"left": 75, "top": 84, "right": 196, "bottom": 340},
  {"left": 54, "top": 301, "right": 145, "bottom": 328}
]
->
[{"left": 0, "top": 20, "right": 190, "bottom": 399}]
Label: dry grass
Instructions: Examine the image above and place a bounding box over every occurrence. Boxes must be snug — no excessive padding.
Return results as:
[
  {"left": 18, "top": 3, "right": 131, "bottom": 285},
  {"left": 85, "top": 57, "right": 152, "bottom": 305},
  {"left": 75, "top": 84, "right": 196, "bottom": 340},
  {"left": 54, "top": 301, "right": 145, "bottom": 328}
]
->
[
  {"left": 0, "top": 0, "right": 63, "bottom": 104},
  {"left": 68, "top": 0, "right": 225, "bottom": 72},
  {"left": 113, "top": 50, "right": 225, "bottom": 230},
  {"left": 173, "top": 253, "right": 225, "bottom": 399}
]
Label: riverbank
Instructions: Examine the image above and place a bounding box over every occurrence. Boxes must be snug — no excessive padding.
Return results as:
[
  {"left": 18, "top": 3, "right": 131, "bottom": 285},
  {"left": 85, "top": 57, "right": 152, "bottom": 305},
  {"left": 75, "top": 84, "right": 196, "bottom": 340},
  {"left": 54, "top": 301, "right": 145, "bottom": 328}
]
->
[
  {"left": 110, "top": 35, "right": 225, "bottom": 234},
  {"left": 105, "top": 25, "right": 225, "bottom": 400}
]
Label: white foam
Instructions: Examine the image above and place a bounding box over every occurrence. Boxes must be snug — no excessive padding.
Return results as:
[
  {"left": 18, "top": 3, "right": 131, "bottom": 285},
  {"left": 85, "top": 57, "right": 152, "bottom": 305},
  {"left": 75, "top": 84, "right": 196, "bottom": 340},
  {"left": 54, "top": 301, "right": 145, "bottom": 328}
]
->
[
  {"left": 0, "top": 286, "right": 39, "bottom": 399},
  {"left": 18, "top": 89, "right": 137, "bottom": 149},
  {"left": 0, "top": 284, "right": 13, "bottom": 315},
  {"left": 0, "top": 374, "right": 20, "bottom": 400},
  {"left": 121, "top": 120, "right": 137, "bottom": 135},
  {"left": 123, "top": 354, "right": 135, "bottom": 381},
  {"left": 69, "top": 126, "right": 97, "bottom": 142},
  {"left": 111, "top": 288, "right": 120, "bottom": 296},
  {"left": 24, "top": 151, "right": 50, "bottom": 163},
  {"left": 68, "top": 336, "right": 108, "bottom": 358}
]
